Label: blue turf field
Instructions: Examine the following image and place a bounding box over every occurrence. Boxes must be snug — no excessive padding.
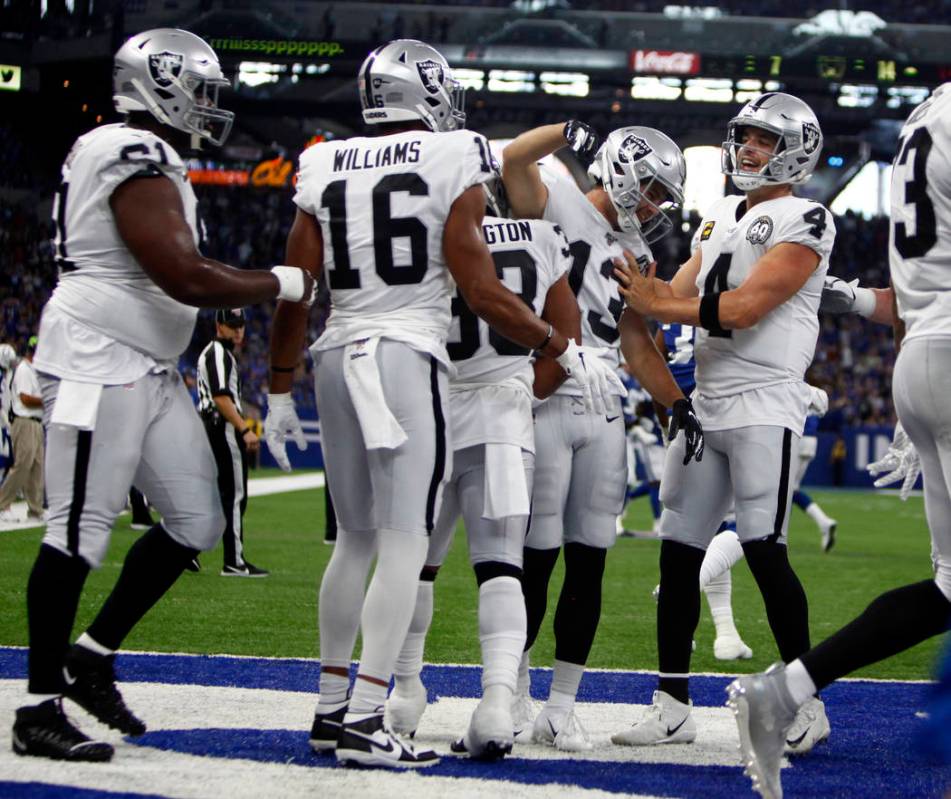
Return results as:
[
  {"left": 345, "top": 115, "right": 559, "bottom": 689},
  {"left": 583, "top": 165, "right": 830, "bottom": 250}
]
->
[{"left": 1, "top": 647, "right": 948, "bottom": 798}]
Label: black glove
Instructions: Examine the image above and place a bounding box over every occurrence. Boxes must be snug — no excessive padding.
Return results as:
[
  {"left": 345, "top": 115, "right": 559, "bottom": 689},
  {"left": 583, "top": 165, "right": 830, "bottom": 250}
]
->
[
  {"left": 669, "top": 398, "right": 704, "bottom": 465},
  {"left": 563, "top": 120, "right": 600, "bottom": 167}
]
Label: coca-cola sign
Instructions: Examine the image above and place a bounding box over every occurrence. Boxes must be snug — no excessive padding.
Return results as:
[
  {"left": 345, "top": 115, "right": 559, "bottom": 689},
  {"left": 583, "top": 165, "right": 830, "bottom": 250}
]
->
[{"left": 630, "top": 49, "right": 701, "bottom": 75}]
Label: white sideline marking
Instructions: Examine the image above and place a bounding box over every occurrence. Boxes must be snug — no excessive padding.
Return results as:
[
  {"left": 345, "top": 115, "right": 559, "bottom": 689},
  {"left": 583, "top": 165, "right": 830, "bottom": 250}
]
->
[{"left": 0, "top": 474, "right": 326, "bottom": 533}]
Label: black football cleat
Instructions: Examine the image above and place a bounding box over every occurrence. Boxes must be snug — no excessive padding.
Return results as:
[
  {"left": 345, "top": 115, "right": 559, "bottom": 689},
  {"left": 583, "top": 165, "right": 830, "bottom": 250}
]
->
[
  {"left": 309, "top": 702, "right": 347, "bottom": 752},
  {"left": 63, "top": 645, "right": 146, "bottom": 736},
  {"left": 12, "top": 698, "right": 114, "bottom": 762}
]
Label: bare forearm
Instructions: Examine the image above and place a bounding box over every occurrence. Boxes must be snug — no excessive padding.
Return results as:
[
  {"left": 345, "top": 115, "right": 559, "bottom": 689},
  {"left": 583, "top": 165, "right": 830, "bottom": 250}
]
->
[
  {"left": 501, "top": 124, "right": 565, "bottom": 218},
  {"left": 468, "top": 282, "right": 564, "bottom": 356},
  {"left": 19, "top": 393, "right": 42, "bottom": 409},
  {"left": 166, "top": 257, "right": 281, "bottom": 308},
  {"left": 869, "top": 287, "right": 898, "bottom": 326},
  {"left": 503, "top": 123, "right": 567, "bottom": 166},
  {"left": 213, "top": 395, "right": 246, "bottom": 430},
  {"left": 620, "top": 313, "right": 684, "bottom": 407},
  {"left": 269, "top": 300, "right": 310, "bottom": 394}
]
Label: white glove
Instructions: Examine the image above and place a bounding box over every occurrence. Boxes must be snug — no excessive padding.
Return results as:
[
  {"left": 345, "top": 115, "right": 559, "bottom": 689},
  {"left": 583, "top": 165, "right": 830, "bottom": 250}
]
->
[
  {"left": 631, "top": 426, "right": 657, "bottom": 446},
  {"left": 264, "top": 392, "right": 307, "bottom": 472},
  {"left": 807, "top": 385, "right": 829, "bottom": 417},
  {"left": 820, "top": 276, "right": 876, "bottom": 317},
  {"left": 556, "top": 342, "right": 626, "bottom": 415},
  {"left": 867, "top": 422, "right": 920, "bottom": 501}
]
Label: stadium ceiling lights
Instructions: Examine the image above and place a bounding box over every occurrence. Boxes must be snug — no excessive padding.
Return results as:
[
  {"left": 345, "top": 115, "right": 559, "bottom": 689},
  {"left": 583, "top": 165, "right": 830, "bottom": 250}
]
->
[
  {"left": 237, "top": 61, "right": 285, "bottom": 87},
  {"left": 886, "top": 85, "right": 929, "bottom": 109},
  {"left": 539, "top": 72, "right": 589, "bottom": 98},
  {"left": 837, "top": 84, "right": 878, "bottom": 108},
  {"left": 630, "top": 77, "right": 682, "bottom": 101},
  {"left": 487, "top": 69, "right": 536, "bottom": 93},
  {"left": 684, "top": 78, "right": 733, "bottom": 103}
]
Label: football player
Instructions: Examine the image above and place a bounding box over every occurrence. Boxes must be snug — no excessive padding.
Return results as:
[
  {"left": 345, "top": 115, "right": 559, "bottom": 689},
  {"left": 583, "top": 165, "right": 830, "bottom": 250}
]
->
[
  {"left": 501, "top": 123, "right": 703, "bottom": 750},
  {"left": 264, "top": 40, "right": 618, "bottom": 769},
  {"left": 729, "top": 85, "right": 951, "bottom": 799},
  {"left": 385, "top": 198, "right": 605, "bottom": 759},
  {"left": 613, "top": 92, "right": 835, "bottom": 750},
  {"left": 11, "top": 29, "right": 315, "bottom": 763}
]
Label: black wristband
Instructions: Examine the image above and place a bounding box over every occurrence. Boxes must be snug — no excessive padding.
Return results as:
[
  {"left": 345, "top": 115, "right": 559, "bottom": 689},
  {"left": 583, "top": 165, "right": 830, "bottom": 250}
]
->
[
  {"left": 533, "top": 324, "right": 554, "bottom": 352},
  {"left": 271, "top": 365, "right": 295, "bottom": 374},
  {"left": 699, "top": 292, "right": 727, "bottom": 335}
]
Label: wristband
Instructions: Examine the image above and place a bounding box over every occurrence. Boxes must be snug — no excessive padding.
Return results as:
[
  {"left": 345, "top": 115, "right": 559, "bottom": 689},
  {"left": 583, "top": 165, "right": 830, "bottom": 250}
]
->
[
  {"left": 271, "top": 365, "right": 295, "bottom": 374},
  {"left": 533, "top": 323, "right": 554, "bottom": 352},
  {"left": 852, "top": 286, "right": 876, "bottom": 318},
  {"left": 699, "top": 292, "right": 727, "bottom": 335},
  {"left": 270, "top": 265, "right": 306, "bottom": 302},
  {"left": 243, "top": 425, "right": 254, "bottom": 435}
]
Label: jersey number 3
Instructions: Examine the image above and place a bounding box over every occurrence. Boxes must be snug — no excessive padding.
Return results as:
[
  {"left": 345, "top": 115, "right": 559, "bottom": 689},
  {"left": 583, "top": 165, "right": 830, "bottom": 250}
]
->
[{"left": 892, "top": 127, "right": 937, "bottom": 260}]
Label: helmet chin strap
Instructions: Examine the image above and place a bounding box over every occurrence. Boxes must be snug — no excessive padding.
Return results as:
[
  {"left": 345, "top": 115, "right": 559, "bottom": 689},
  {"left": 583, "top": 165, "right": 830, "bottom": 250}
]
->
[{"left": 130, "top": 77, "right": 173, "bottom": 126}]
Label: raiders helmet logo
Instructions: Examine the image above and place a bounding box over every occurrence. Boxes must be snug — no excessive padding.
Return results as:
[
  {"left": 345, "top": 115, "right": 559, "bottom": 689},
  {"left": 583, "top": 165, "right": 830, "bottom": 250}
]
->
[
  {"left": 415, "top": 59, "right": 444, "bottom": 95},
  {"left": 802, "top": 122, "right": 821, "bottom": 155},
  {"left": 746, "top": 215, "right": 773, "bottom": 245},
  {"left": 617, "top": 134, "right": 653, "bottom": 164},
  {"left": 148, "top": 51, "right": 184, "bottom": 88}
]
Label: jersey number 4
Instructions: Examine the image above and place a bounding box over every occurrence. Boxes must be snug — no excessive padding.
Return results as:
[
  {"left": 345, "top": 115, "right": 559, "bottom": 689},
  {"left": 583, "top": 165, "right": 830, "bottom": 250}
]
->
[
  {"left": 892, "top": 127, "right": 937, "bottom": 260},
  {"left": 321, "top": 174, "right": 429, "bottom": 289}
]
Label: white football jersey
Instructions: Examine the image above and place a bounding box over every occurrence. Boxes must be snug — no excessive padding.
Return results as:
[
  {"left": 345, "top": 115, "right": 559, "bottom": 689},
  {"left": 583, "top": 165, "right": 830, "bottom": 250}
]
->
[
  {"left": 36, "top": 124, "right": 201, "bottom": 384},
  {"left": 889, "top": 83, "right": 951, "bottom": 343},
  {"left": 295, "top": 129, "right": 497, "bottom": 364},
  {"left": 692, "top": 193, "right": 835, "bottom": 431},
  {"left": 447, "top": 216, "right": 571, "bottom": 450},
  {"left": 539, "top": 167, "right": 653, "bottom": 397}
]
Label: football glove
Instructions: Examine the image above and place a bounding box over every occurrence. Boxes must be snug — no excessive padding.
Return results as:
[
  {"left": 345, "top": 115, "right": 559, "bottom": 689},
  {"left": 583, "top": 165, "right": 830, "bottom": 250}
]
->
[
  {"left": 867, "top": 421, "right": 920, "bottom": 501},
  {"left": 264, "top": 392, "right": 307, "bottom": 472},
  {"left": 563, "top": 120, "right": 601, "bottom": 167},
  {"left": 555, "top": 342, "right": 626, "bottom": 415},
  {"left": 807, "top": 385, "right": 829, "bottom": 417},
  {"left": 669, "top": 398, "right": 704, "bottom": 465},
  {"left": 819, "top": 276, "right": 858, "bottom": 315}
]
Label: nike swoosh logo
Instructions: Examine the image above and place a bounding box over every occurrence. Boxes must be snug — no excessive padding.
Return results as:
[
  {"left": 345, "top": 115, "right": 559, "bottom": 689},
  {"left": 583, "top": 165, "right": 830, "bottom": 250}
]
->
[
  {"left": 666, "top": 717, "right": 688, "bottom": 737},
  {"left": 786, "top": 729, "right": 809, "bottom": 747},
  {"left": 63, "top": 667, "right": 77, "bottom": 686},
  {"left": 548, "top": 719, "right": 558, "bottom": 739},
  {"left": 344, "top": 728, "right": 396, "bottom": 754},
  {"left": 606, "top": 415, "right": 620, "bottom": 423}
]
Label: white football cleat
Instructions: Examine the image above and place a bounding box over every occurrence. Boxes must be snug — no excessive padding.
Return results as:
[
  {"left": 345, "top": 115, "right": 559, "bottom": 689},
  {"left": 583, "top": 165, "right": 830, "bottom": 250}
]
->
[
  {"left": 511, "top": 689, "right": 536, "bottom": 742},
  {"left": 714, "top": 633, "right": 754, "bottom": 661},
  {"left": 450, "top": 698, "right": 514, "bottom": 760},
  {"left": 611, "top": 690, "right": 696, "bottom": 746},
  {"left": 532, "top": 706, "right": 593, "bottom": 752},
  {"left": 783, "top": 696, "right": 830, "bottom": 755},
  {"left": 821, "top": 519, "right": 837, "bottom": 553},
  {"left": 384, "top": 676, "right": 427, "bottom": 737},
  {"left": 726, "top": 663, "right": 799, "bottom": 799}
]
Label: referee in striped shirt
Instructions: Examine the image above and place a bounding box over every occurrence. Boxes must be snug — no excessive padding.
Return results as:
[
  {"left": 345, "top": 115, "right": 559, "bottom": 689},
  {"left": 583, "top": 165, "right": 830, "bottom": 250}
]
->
[{"left": 197, "top": 309, "right": 268, "bottom": 577}]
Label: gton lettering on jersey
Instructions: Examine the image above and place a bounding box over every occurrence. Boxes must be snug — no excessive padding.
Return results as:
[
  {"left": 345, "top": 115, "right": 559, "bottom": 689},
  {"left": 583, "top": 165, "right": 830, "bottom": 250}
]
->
[
  {"left": 294, "top": 129, "right": 497, "bottom": 363},
  {"left": 889, "top": 83, "right": 951, "bottom": 342},
  {"left": 45, "top": 124, "right": 202, "bottom": 362},
  {"left": 693, "top": 193, "right": 835, "bottom": 399},
  {"left": 447, "top": 216, "right": 571, "bottom": 450},
  {"left": 538, "top": 166, "right": 652, "bottom": 397}
]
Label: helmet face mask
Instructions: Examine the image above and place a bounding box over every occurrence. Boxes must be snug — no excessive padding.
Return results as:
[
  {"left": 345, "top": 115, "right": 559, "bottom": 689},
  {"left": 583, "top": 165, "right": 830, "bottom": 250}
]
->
[
  {"left": 113, "top": 29, "right": 235, "bottom": 147},
  {"left": 721, "top": 92, "right": 823, "bottom": 191},
  {"left": 359, "top": 39, "right": 466, "bottom": 132},
  {"left": 590, "top": 127, "right": 686, "bottom": 243}
]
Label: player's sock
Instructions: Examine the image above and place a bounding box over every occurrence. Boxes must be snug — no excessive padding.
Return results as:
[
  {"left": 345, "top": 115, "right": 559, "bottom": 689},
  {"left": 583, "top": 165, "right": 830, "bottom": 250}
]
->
[
  {"left": 801, "top": 579, "right": 951, "bottom": 692},
  {"left": 783, "top": 658, "right": 817, "bottom": 707},
  {"left": 703, "top": 570, "right": 741, "bottom": 638},
  {"left": 26, "top": 544, "right": 90, "bottom": 694},
  {"left": 699, "top": 529, "right": 744, "bottom": 590},
  {"left": 657, "top": 539, "right": 705, "bottom": 704},
  {"left": 792, "top": 489, "right": 812, "bottom": 511},
  {"left": 805, "top": 500, "right": 834, "bottom": 529},
  {"left": 478, "top": 575, "right": 526, "bottom": 700},
  {"left": 516, "top": 651, "right": 530, "bottom": 695},
  {"left": 743, "top": 539, "right": 810, "bottom": 663},
  {"left": 553, "top": 543, "right": 606, "bottom": 666},
  {"left": 349, "top": 529, "right": 428, "bottom": 715},
  {"left": 393, "top": 572, "right": 436, "bottom": 690},
  {"left": 85, "top": 524, "right": 197, "bottom": 650},
  {"left": 318, "top": 527, "right": 377, "bottom": 704},
  {"left": 649, "top": 483, "right": 662, "bottom": 520},
  {"left": 522, "top": 546, "right": 560, "bottom": 650},
  {"left": 546, "top": 660, "right": 584, "bottom": 712}
]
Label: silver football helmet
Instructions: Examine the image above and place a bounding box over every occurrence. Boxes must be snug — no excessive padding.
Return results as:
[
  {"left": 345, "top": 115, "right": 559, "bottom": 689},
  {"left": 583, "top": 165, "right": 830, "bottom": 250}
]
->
[
  {"left": 721, "top": 92, "right": 822, "bottom": 191},
  {"left": 0, "top": 344, "right": 15, "bottom": 371},
  {"left": 588, "top": 126, "right": 686, "bottom": 242},
  {"left": 359, "top": 39, "right": 465, "bottom": 132},
  {"left": 113, "top": 28, "right": 234, "bottom": 146}
]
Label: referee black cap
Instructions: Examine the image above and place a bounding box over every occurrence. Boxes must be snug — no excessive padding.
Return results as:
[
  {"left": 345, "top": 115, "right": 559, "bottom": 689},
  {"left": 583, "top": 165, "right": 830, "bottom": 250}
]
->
[{"left": 215, "top": 308, "right": 246, "bottom": 328}]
